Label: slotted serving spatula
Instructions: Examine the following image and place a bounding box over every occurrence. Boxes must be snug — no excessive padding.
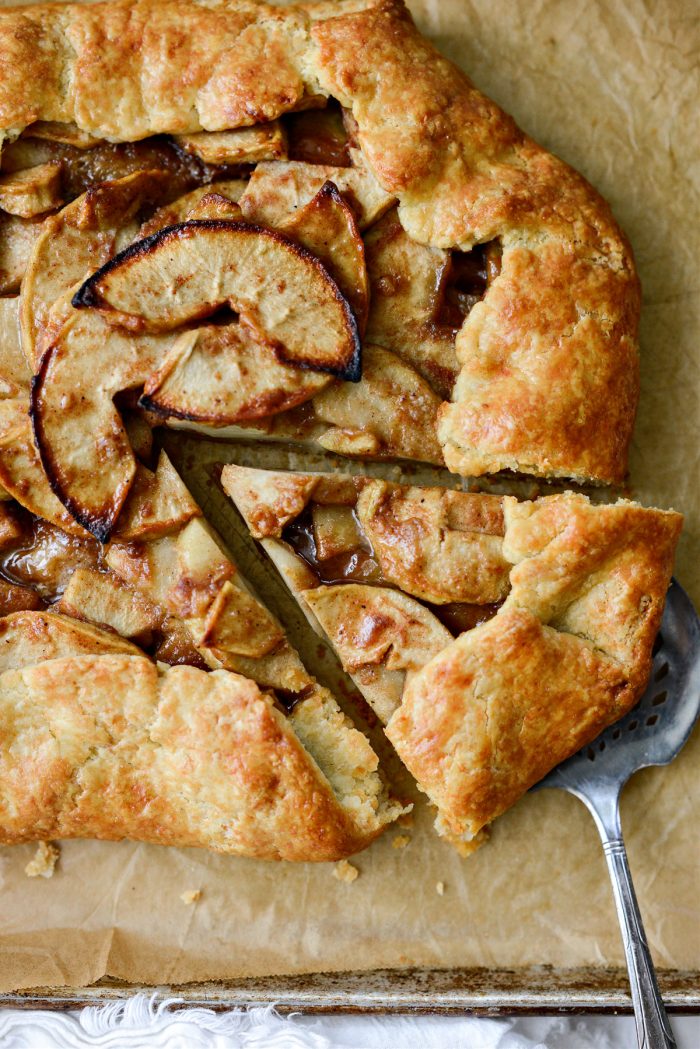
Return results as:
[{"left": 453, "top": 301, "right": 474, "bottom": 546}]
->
[{"left": 533, "top": 579, "right": 700, "bottom": 1049}]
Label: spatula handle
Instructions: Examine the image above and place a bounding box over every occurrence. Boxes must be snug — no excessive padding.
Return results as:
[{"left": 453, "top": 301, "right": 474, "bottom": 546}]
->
[{"left": 599, "top": 825, "right": 677, "bottom": 1049}]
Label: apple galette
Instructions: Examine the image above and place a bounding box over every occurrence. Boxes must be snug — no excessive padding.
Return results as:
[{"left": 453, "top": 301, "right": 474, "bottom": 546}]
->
[
  {"left": 0, "top": 0, "right": 681, "bottom": 862},
  {"left": 222, "top": 466, "right": 681, "bottom": 850}
]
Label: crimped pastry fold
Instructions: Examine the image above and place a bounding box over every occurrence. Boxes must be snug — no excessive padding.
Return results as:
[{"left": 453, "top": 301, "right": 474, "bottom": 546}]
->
[{"left": 0, "top": 651, "right": 404, "bottom": 860}]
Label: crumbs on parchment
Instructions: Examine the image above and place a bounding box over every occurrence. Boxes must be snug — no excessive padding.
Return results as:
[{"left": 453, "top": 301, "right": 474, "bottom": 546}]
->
[
  {"left": 180, "top": 889, "right": 202, "bottom": 905},
  {"left": 436, "top": 881, "right": 445, "bottom": 896},
  {"left": 392, "top": 834, "right": 411, "bottom": 850},
  {"left": 25, "top": 841, "right": 60, "bottom": 879},
  {"left": 333, "top": 860, "right": 359, "bottom": 883}
]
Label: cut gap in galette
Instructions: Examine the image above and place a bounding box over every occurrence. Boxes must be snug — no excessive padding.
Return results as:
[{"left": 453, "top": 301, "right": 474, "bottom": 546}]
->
[{"left": 222, "top": 466, "right": 682, "bottom": 853}]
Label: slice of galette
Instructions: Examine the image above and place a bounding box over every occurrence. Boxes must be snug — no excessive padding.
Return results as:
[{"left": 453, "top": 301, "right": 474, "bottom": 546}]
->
[
  {"left": 222, "top": 466, "right": 682, "bottom": 852},
  {"left": 0, "top": 441, "right": 406, "bottom": 859}
]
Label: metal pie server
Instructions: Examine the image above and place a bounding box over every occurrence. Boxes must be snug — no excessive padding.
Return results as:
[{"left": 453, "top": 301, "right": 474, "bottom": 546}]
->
[{"left": 532, "top": 579, "right": 700, "bottom": 1049}]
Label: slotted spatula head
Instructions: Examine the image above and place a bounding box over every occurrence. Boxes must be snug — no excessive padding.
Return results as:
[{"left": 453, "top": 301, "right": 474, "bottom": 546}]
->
[{"left": 533, "top": 580, "right": 700, "bottom": 798}]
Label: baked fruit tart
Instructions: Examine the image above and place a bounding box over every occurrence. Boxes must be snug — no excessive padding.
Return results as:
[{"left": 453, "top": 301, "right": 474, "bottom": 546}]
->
[{"left": 0, "top": 0, "right": 681, "bottom": 861}]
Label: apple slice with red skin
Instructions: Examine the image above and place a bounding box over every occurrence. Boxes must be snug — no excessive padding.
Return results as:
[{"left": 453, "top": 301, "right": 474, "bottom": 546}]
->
[{"left": 72, "top": 219, "right": 361, "bottom": 382}]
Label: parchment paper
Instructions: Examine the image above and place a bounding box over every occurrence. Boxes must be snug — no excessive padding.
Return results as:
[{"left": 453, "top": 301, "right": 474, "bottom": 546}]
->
[{"left": 0, "top": 0, "right": 698, "bottom": 993}]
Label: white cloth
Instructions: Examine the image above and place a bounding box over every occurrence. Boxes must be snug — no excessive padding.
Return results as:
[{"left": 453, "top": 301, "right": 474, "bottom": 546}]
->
[{"left": 0, "top": 998, "right": 698, "bottom": 1049}]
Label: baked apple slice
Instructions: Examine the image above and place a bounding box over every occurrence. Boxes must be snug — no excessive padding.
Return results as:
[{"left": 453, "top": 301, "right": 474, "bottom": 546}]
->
[
  {"left": 31, "top": 309, "right": 171, "bottom": 539},
  {"left": 184, "top": 192, "right": 243, "bottom": 223},
  {"left": 0, "top": 162, "right": 63, "bottom": 217},
  {"left": 0, "top": 298, "right": 30, "bottom": 397},
  {"left": 312, "top": 345, "right": 443, "bottom": 463},
  {"left": 174, "top": 121, "right": 287, "bottom": 164},
  {"left": 141, "top": 324, "right": 331, "bottom": 425},
  {"left": 21, "top": 169, "right": 168, "bottom": 367},
  {"left": 0, "top": 398, "right": 90, "bottom": 537},
  {"left": 21, "top": 121, "right": 105, "bottom": 149},
  {"left": 280, "top": 181, "right": 368, "bottom": 333},
  {"left": 0, "top": 610, "right": 139, "bottom": 673},
  {"left": 138, "top": 179, "right": 246, "bottom": 237},
  {"left": 73, "top": 220, "right": 361, "bottom": 380},
  {"left": 364, "top": 208, "right": 459, "bottom": 399},
  {"left": 0, "top": 212, "right": 48, "bottom": 295},
  {"left": 239, "top": 149, "right": 394, "bottom": 230}
]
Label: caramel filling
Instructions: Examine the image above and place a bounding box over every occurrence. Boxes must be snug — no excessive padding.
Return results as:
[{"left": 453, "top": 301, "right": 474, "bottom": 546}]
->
[
  {"left": 282, "top": 506, "right": 501, "bottom": 638},
  {"left": 439, "top": 241, "right": 502, "bottom": 330},
  {"left": 0, "top": 513, "right": 103, "bottom": 604},
  {"left": 2, "top": 134, "right": 248, "bottom": 216},
  {"left": 0, "top": 506, "right": 208, "bottom": 669},
  {"left": 285, "top": 102, "right": 352, "bottom": 167},
  {"left": 273, "top": 685, "right": 314, "bottom": 714}
]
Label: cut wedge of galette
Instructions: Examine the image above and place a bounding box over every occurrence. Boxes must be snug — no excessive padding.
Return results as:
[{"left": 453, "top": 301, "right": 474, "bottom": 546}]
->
[
  {"left": 222, "top": 466, "right": 682, "bottom": 851},
  {"left": 0, "top": 443, "right": 406, "bottom": 859}
]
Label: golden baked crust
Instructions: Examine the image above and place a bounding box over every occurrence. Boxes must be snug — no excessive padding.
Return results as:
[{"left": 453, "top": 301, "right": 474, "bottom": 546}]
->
[
  {"left": 387, "top": 496, "right": 682, "bottom": 842},
  {"left": 0, "top": 0, "right": 639, "bottom": 485},
  {"left": 0, "top": 653, "right": 400, "bottom": 860},
  {"left": 387, "top": 608, "right": 633, "bottom": 843},
  {"left": 0, "top": 1, "right": 324, "bottom": 141},
  {"left": 223, "top": 466, "right": 682, "bottom": 847},
  {"left": 501, "top": 494, "right": 682, "bottom": 690},
  {"left": 310, "top": 0, "right": 640, "bottom": 483}
]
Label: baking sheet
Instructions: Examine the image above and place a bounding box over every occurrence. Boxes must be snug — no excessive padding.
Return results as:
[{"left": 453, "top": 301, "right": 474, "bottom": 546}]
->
[{"left": 0, "top": 0, "right": 699, "bottom": 994}]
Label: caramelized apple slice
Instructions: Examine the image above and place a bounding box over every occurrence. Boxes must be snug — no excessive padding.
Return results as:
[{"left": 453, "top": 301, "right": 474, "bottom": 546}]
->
[
  {"left": 21, "top": 170, "right": 168, "bottom": 367},
  {"left": 0, "top": 399, "right": 91, "bottom": 536},
  {"left": 141, "top": 324, "right": 331, "bottom": 425},
  {"left": 0, "top": 610, "right": 139, "bottom": 673},
  {"left": 112, "top": 451, "right": 201, "bottom": 542},
  {"left": 0, "top": 298, "right": 30, "bottom": 397},
  {"left": 0, "top": 162, "right": 63, "bottom": 217},
  {"left": 184, "top": 192, "right": 243, "bottom": 223},
  {"left": 0, "top": 213, "right": 48, "bottom": 295},
  {"left": 138, "top": 179, "right": 246, "bottom": 237},
  {"left": 74, "top": 220, "right": 361, "bottom": 380},
  {"left": 58, "top": 566, "right": 162, "bottom": 640},
  {"left": 313, "top": 345, "right": 443, "bottom": 464},
  {"left": 174, "top": 122, "right": 287, "bottom": 164},
  {"left": 240, "top": 150, "right": 395, "bottom": 230},
  {"left": 31, "top": 310, "right": 171, "bottom": 540},
  {"left": 364, "top": 208, "right": 458, "bottom": 399},
  {"left": 281, "top": 181, "right": 368, "bottom": 332}
]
